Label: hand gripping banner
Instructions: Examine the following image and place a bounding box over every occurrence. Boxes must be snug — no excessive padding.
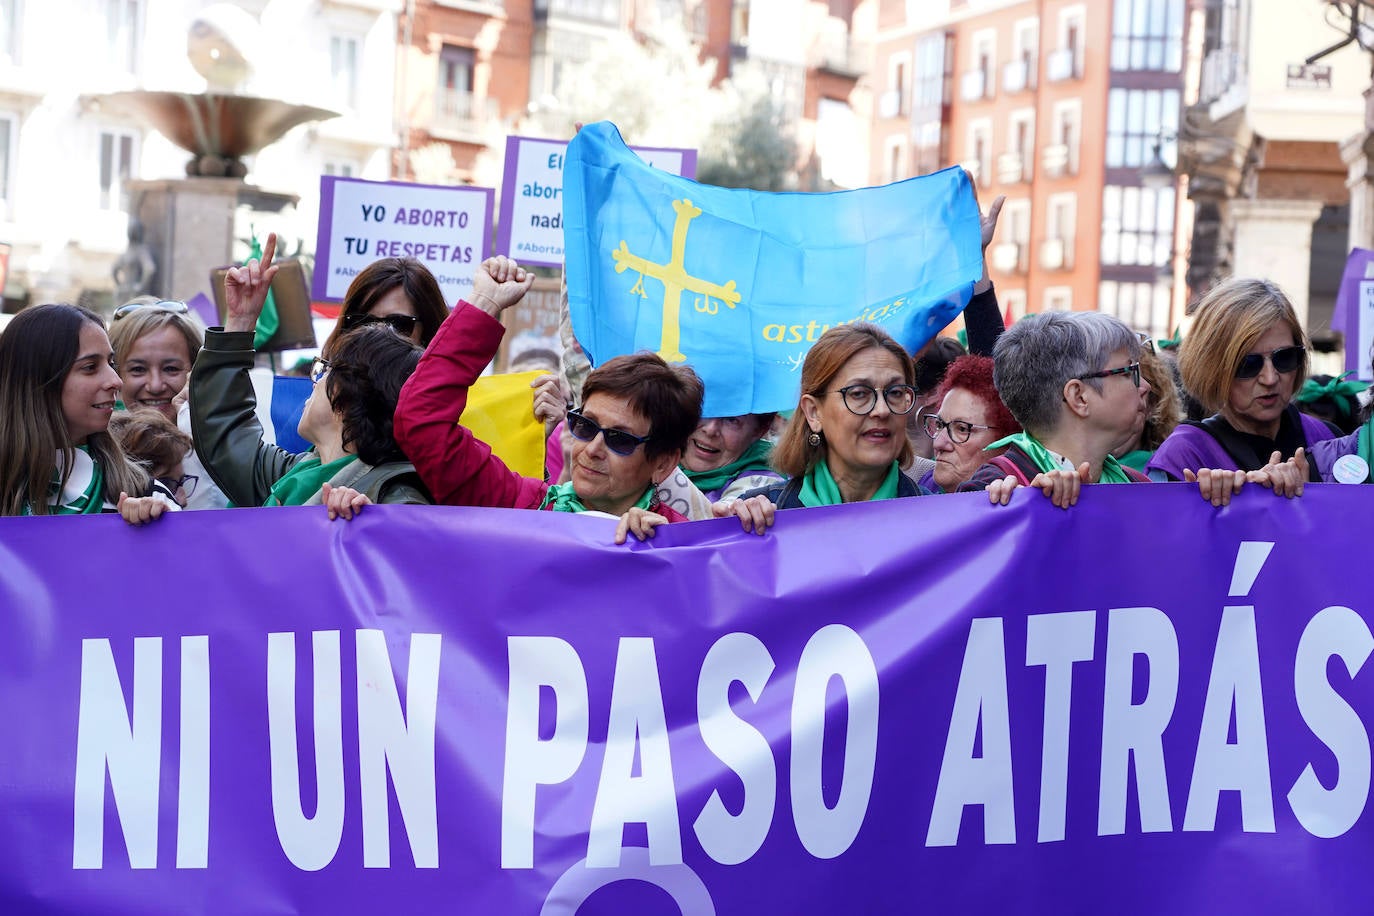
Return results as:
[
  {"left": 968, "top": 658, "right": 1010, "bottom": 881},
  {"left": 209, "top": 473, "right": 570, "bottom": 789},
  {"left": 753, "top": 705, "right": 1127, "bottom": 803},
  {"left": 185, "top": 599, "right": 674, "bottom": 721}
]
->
[
  {"left": 562, "top": 121, "right": 984, "bottom": 417},
  {"left": 2, "top": 485, "right": 1373, "bottom": 914}
]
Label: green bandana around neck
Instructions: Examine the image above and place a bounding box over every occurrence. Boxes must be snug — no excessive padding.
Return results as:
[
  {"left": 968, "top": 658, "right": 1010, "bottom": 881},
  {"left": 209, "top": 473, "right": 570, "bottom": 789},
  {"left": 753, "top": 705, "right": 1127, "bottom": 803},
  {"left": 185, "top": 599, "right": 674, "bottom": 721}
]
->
[
  {"left": 986, "top": 432, "right": 1134, "bottom": 484},
  {"left": 798, "top": 458, "right": 900, "bottom": 507},
  {"left": 263, "top": 452, "right": 358, "bottom": 507},
  {"left": 683, "top": 438, "right": 773, "bottom": 493},
  {"left": 539, "top": 480, "right": 657, "bottom": 514},
  {"left": 37, "top": 446, "right": 106, "bottom": 515}
]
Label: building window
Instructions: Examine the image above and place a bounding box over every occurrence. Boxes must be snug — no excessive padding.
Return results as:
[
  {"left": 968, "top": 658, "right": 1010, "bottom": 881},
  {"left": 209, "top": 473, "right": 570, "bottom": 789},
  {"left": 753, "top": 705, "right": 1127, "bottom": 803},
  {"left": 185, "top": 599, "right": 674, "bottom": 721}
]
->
[
  {"left": 965, "top": 118, "right": 992, "bottom": 187},
  {"left": 1002, "top": 288, "right": 1027, "bottom": 321},
  {"left": 1005, "top": 18, "right": 1038, "bottom": 92},
  {"left": 1111, "top": 0, "right": 1184, "bottom": 73},
  {"left": 883, "top": 53, "right": 910, "bottom": 118},
  {"left": 962, "top": 29, "right": 995, "bottom": 101},
  {"left": 1106, "top": 88, "right": 1179, "bottom": 169},
  {"left": 991, "top": 197, "right": 1030, "bottom": 274},
  {"left": 0, "top": 112, "right": 14, "bottom": 216},
  {"left": 1042, "top": 193, "right": 1076, "bottom": 271},
  {"left": 1101, "top": 185, "right": 1175, "bottom": 268},
  {"left": 99, "top": 129, "right": 137, "bottom": 211},
  {"left": 1044, "top": 287, "right": 1073, "bottom": 312},
  {"left": 730, "top": 0, "right": 749, "bottom": 47},
  {"left": 0, "top": 0, "right": 20, "bottom": 63},
  {"left": 105, "top": 0, "right": 139, "bottom": 73},
  {"left": 330, "top": 35, "right": 361, "bottom": 111},
  {"left": 884, "top": 136, "right": 905, "bottom": 184},
  {"left": 323, "top": 160, "right": 357, "bottom": 178},
  {"left": 1046, "top": 99, "right": 1081, "bottom": 177},
  {"left": 1100, "top": 280, "right": 1171, "bottom": 336},
  {"left": 1049, "top": 5, "right": 1085, "bottom": 81},
  {"left": 437, "top": 45, "right": 477, "bottom": 128},
  {"left": 999, "top": 109, "right": 1034, "bottom": 184}
]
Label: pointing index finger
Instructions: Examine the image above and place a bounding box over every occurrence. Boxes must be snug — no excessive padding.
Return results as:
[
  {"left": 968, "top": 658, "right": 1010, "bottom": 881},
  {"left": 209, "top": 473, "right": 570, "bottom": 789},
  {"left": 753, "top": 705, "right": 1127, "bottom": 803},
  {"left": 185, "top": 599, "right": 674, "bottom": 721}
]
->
[{"left": 261, "top": 232, "right": 278, "bottom": 271}]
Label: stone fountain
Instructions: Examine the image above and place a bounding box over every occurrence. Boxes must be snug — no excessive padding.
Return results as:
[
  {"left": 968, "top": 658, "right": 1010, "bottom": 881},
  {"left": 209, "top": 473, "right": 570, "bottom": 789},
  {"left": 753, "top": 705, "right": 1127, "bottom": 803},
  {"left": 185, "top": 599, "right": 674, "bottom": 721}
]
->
[{"left": 87, "top": 4, "right": 337, "bottom": 308}]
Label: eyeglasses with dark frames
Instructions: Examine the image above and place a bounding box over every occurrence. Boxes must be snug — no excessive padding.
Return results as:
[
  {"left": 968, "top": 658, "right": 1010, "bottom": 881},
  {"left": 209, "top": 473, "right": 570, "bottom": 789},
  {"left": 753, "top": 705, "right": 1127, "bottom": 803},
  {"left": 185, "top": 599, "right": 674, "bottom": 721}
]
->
[
  {"left": 113, "top": 300, "right": 190, "bottom": 321},
  {"left": 157, "top": 474, "right": 199, "bottom": 500},
  {"left": 310, "top": 356, "right": 331, "bottom": 384},
  {"left": 1235, "top": 345, "right": 1305, "bottom": 380},
  {"left": 341, "top": 313, "right": 419, "bottom": 336},
  {"left": 922, "top": 414, "right": 999, "bottom": 444},
  {"left": 566, "top": 408, "right": 652, "bottom": 456},
  {"left": 1076, "top": 362, "right": 1141, "bottom": 388},
  {"left": 825, "top": 383, "right": 918, "bottom": 416}
]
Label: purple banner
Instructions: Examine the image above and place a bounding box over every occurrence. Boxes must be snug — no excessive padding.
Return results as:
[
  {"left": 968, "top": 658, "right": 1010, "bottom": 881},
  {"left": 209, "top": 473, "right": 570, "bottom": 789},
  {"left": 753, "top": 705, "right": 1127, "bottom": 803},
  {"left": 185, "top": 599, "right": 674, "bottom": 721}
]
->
[
  {"left": 1330, "top": 247, "right": 1374, "bottom": 379},
  {"left": 2, "top": 486, "right": 1372, "bottom": 913}
]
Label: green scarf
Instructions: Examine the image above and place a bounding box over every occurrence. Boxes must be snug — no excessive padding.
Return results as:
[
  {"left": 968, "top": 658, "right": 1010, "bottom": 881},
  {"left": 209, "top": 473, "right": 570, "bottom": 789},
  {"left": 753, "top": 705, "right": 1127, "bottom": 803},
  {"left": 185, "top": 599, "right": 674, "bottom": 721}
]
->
[
  {"left": 539, "top": 480, "right": 657, "bottom": 514},
  {"left": 798, "top": 458, "right": 900, "bottom": 507},
  {"left": 263, "top": 453, "right": 358, "bottom": 507},
  {"left": 987, "top": 432, "right": 1134, "bottom": 484},
  {"left": 26, "top": 446, "right": 106, "bottom": 516},
  {"left": 1357, "top": 419, "right": 1374, "bottom": 483},
  {"left": 1115, "top": 449, "right": 1153, "bottom": 473},
  {"left": 683, "top": 439, "right": 773, "bottom": 493}
]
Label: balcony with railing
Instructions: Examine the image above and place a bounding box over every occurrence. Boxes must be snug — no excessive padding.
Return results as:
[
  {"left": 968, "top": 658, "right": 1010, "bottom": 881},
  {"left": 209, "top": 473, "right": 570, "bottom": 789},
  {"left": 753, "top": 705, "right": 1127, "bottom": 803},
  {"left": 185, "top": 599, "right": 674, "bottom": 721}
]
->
[
  {"left": 1039, "top": 237, "right": 1075, "bottom": 271},
  {"left": 535, "top": 0, "right": 618, "bottom": 25},
  {"left": 1041, "top": 143, "right": 1077, "bottom": 178},
  {"left": 997, "top": 151, "right": 1028, "bottom": 184},
  {"left": 809, "top": 30, "right": 871, "bottom": 77},
  {"left": 433, "top": 89, "right": 501, "bottom": 141},
  {"left": 1046, "top": 47, "right": 1080, "bottom": 82},
  {"left": 1002, "top": 59, "right": 1031, "bottom": 94},
  {"left": 991, "top": 241, "right": 1028, "bottom": 274},
  {"left": 1199, "top": 47, "right": 1246, "bottom": 118},
  {"left": 960, "top": 69, "right": 989, "bottom": 102}
]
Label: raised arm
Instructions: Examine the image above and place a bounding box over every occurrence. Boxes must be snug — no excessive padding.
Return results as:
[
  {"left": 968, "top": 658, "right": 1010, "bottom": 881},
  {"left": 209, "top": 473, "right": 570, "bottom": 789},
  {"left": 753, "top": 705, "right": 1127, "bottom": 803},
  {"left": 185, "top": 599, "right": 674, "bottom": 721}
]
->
[{"left": 393, "top": 256, "right": 545, "bottom": 508}]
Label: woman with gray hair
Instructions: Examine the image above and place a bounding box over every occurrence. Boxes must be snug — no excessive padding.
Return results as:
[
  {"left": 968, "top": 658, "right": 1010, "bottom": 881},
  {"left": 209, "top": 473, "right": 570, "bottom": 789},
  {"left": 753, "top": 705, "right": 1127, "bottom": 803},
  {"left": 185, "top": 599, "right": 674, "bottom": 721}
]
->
[{"left": 958, "top": 311, "right": 1152, "bottom": 506}]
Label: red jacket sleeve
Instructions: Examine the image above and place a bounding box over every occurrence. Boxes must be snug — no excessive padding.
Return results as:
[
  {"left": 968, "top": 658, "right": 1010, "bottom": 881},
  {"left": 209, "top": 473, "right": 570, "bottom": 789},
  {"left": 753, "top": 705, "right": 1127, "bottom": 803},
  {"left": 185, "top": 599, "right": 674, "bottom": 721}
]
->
[{"left": 394, "top": 301, "right": 549, "bottom": 509}]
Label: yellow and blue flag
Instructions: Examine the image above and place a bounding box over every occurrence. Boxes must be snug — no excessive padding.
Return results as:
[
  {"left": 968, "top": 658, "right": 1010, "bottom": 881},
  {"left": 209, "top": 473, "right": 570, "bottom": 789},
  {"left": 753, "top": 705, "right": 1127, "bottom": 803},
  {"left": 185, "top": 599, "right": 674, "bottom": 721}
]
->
[{"left": 563, "top": 121, "right": 984, "bottom": 416}]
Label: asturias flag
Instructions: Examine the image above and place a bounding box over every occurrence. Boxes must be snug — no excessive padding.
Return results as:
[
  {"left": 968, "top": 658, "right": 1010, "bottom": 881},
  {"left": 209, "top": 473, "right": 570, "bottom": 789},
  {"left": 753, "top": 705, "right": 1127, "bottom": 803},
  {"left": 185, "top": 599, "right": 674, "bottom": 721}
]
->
[{"left": 562, "top": 121, "right": 984, "bottom": 417}]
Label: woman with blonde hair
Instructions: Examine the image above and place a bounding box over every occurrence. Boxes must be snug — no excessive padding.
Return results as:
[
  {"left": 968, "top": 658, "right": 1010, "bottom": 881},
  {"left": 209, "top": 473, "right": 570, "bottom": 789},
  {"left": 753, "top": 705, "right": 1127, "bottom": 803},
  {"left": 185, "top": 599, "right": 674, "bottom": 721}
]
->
[
  {"left": 108, "top": 296, "right": 227, "bottom": 508},
  {"left": 0, "top": 304, "right": 174, "bottom": 516},
  {"left": 1147, "top": 278, "right": 1335, "bottom": 487}
]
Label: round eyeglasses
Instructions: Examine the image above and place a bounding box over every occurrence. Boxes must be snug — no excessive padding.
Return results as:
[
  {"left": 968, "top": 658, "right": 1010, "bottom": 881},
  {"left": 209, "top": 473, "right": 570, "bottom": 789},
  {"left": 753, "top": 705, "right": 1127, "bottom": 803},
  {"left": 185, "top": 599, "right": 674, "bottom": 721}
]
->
[
  {"left": 824, "top": 383, "right": 917, "bottom": 416},
  {"left": 922, "top": 414, "right": 998, "bottom": 444}
]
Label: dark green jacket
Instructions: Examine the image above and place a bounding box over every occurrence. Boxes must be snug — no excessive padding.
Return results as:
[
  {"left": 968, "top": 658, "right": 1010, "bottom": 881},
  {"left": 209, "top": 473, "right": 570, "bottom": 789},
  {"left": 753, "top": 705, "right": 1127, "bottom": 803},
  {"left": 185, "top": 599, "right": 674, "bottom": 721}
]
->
[{"left": 190, "top": 329, "right": 430, "bottom": 508}]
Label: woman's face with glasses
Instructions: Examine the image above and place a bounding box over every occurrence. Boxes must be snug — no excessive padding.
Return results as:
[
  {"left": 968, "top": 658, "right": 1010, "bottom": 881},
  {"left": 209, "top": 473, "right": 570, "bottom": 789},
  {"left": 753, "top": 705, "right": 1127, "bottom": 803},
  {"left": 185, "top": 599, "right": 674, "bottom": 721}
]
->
[
  {"left": 347, "top": 286, "right": 423, "bottom": 344},
  {"left": 569, "top": 392, "right": 678, "bottom": 516},
  {"left": 802, "top": 346, "right": 911, "bottom": 481},
  {"left": 929, "top": 388, "right": 1004, "bottom": 491},
  {"left": 1226, "top": 321, "right": 1300, "bottom": 438}
]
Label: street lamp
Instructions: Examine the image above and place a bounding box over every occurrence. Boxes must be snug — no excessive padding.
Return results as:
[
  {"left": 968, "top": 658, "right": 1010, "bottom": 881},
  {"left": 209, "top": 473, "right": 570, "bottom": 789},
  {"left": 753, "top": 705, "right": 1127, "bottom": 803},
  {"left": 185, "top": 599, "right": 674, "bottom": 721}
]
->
[{"left": 1139, "top": 134, "right": 1177, "bottom": 191}]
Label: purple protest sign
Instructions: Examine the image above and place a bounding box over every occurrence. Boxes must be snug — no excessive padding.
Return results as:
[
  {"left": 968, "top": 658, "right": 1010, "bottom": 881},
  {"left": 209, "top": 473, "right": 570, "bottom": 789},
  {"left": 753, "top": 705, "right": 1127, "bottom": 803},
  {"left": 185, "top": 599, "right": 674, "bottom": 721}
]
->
[
  {"left": 1330, "top": 247, "right": 1374, "bottom": 379},
  {"left": 312, "top": 176, "right": 494, "bottom": 307},
  {"left": 495, "top": 135, "right": 698, "bottom": 268},
  {"left": 1, "top": 486, "right": 1372, "bottom": 914}
]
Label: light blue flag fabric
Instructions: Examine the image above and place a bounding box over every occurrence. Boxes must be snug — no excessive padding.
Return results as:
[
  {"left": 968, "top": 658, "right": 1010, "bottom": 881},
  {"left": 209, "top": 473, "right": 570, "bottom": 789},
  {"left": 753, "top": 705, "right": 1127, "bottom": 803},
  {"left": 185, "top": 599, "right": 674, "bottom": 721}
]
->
[{"left": 562, "top": 121, "right": 984, "bottom": 417}]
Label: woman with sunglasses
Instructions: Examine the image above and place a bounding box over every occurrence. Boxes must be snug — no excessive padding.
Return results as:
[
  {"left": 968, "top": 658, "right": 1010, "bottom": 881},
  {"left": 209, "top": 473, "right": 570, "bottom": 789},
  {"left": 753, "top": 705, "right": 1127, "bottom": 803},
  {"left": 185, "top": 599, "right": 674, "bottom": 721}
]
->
[
  {"left": 1147, "top": 278, "right": 1333, "bottom": 496},
  {"left": 322, "top": 256, "right": 450, "bottom": 351},
  {"left": 188, "top": 235, "right": 431, "bottom": 514},
  {"left": 108, "top": 296, "right": 229, "bottom": 509},
  {"left": 957, "top": 311, "right": 1153, "bottom": 507},
  {"left": 394, "top": 256, "right": 705, "bottom": 544},
  {"left": 918, "top": 355, "right": 1020, "bottom": 493},
  {"left": 0, "top": 303, "right": 175, "bottom": 516},
  {"left": 722, "top": 323, "right": 926, "bottom": 533}
]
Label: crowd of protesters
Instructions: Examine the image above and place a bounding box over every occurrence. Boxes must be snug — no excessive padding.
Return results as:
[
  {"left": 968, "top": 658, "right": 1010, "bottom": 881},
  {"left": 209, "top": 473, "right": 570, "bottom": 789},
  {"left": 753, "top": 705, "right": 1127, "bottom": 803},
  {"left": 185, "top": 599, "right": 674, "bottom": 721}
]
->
[{"left": 0, "top": 198, "right": 1362, "bottom": 536}]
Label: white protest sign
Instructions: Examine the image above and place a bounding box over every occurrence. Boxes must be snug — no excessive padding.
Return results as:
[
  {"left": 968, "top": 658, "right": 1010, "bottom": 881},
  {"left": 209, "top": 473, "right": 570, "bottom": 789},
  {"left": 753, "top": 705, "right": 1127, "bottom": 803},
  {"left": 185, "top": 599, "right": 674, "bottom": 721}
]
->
[
  {"left": 313, "top": 176, "right": 494, "bottom": 306},
  {"left": 495, "top": 135, "right": 697, "bottom": 268}
]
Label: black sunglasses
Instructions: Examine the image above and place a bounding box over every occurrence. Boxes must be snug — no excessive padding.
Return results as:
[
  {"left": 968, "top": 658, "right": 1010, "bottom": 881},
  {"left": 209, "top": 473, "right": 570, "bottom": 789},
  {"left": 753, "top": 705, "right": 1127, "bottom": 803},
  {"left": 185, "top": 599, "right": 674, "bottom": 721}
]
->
[
  {"left": 566, "top": 408, "right": 652, "bottom": 456},
  {"left": 341, "top": 313, "right": 418, "bottom": 336},
  {"left": 1235, "top": 345, "right": 1304, "bottom": 380},
  {"left": 113, "top": 300, "right": 190, "bottom": 321}
]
